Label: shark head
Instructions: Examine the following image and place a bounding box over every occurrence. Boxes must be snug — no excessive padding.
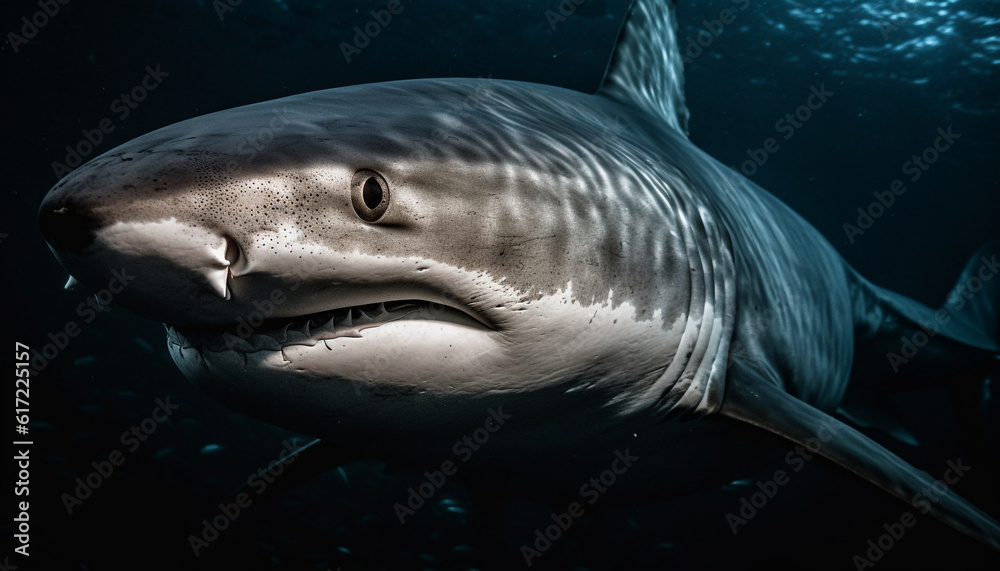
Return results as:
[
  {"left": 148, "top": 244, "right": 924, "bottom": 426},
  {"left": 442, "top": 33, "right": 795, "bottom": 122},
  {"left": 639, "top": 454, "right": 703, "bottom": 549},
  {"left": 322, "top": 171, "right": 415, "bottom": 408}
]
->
[
  {"left": 38, "top": 1, "right": 733, "bottom": 467},
  {"left": 36, "top": 1, "right": 1000, "bottom": 553},
  {"left": 38, "top": 75, "right": 732, "bottom": 456}
]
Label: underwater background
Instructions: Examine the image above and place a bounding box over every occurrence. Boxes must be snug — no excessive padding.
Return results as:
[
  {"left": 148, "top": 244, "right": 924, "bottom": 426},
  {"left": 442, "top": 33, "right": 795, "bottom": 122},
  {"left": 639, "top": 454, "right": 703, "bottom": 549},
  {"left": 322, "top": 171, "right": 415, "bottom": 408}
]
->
[{"left": 2, "top": 0, "right": 999, "bottom": 569}]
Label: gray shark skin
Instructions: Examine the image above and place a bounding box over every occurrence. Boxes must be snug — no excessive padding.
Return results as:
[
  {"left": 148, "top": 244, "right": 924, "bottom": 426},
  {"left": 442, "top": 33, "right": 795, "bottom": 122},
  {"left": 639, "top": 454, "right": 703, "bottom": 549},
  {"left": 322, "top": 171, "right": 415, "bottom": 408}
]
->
[{"left": 38, "top": 0, "right": 1000, "bottom": 555}]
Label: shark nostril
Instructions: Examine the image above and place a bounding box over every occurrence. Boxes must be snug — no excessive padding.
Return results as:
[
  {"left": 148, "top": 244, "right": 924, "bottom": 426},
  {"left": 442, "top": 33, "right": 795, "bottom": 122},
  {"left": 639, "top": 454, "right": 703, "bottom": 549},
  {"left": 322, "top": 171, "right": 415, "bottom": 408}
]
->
[
  {"left": 206, "top": 236, "right": 243, "bottom": 301},
  {"left": 222, "top": 236, "right": 247, "bottom": 297},
  {"left": 223, "top": 236, "right": 242, "bottom": 266}
]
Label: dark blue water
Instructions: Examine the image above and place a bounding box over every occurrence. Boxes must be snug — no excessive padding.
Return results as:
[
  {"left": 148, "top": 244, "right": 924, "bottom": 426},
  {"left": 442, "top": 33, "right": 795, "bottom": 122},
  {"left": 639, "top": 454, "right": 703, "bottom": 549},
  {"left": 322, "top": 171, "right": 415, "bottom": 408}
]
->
[{"left": 3, "top": 0, "right": 999, "bottom": 569}]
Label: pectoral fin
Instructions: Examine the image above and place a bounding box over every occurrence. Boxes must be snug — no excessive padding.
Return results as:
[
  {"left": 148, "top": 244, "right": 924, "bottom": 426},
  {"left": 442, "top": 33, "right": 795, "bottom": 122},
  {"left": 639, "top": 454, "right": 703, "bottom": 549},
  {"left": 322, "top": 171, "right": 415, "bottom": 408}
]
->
[{"left": 719, "top": 370, "right": 1000, "bottom": 552}]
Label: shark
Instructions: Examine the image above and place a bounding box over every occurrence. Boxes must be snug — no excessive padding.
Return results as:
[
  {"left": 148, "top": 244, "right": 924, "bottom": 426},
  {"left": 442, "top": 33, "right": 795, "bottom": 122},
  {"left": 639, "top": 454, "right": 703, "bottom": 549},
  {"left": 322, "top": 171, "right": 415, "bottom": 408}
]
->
[{"left": 38, "top": 0, "right": 1000, "bottom": 557}]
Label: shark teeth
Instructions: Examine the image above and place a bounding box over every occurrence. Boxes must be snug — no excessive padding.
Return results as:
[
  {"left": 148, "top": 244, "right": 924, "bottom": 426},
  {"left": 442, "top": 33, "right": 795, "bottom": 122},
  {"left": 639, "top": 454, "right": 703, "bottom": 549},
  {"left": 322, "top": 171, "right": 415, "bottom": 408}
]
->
[{"left": 165, "top": 300, "right": 429, "bottom": 354}]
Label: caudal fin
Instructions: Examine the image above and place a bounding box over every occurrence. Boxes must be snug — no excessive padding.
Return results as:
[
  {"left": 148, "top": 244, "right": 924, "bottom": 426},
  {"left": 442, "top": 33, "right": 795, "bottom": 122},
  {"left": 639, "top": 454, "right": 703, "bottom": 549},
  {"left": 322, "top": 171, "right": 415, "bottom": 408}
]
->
[
  {"left": 941, "top": 242, "right": 1000, "bottom": 515},
  {"left": 941, "top": 241, "right": 1000, "bottom": 349},
  {"left": 848, "top": 242, "right": 1000, "bottom": 515},
  {"left": 852, "top": 242, "right": 999, "bottom": 386}
]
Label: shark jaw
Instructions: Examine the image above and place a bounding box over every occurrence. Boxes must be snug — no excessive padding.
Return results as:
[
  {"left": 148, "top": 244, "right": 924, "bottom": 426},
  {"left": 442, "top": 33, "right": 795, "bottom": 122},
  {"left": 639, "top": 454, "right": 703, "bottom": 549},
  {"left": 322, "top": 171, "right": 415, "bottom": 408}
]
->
[
  {"left": 165, "top": 299, "right": 490, "bottom": 357},
  {"left": 158, "top": 249, "right": 690, "bottom": 453},
  {"left": 162, "top": 256, "right": 513, "bottom": 402}
]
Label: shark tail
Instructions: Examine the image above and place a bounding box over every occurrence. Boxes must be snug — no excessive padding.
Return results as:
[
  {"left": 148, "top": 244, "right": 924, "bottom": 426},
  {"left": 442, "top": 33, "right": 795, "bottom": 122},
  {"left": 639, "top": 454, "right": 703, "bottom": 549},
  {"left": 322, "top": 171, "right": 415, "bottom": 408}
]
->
[
  {"left": 940, "top": 241, "right": 1000, "bottom": 348},
  {"left": 846, "top": 241, "right": 1000, "bottom": 511},
  {"left": 939, "top": 242, "right": 1000, "bottom": 517},
  {"left": 848, "top": 241, "right": 999, "bottom": 394}
]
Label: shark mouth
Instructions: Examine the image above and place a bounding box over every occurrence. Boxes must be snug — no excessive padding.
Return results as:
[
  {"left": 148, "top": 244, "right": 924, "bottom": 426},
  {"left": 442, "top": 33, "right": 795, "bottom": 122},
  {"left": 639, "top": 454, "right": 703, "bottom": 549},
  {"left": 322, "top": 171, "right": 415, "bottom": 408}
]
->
[{"left": 165, "top": 300, "right": 485, "bottom": 354}]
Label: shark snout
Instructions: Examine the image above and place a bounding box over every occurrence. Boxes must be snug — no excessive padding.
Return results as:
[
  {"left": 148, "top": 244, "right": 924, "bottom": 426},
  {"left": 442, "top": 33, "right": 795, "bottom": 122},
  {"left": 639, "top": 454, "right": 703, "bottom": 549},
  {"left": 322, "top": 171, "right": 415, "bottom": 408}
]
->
[
  {"left": 38, "top": 184, "right": 248, "bottom": 324},
  {"left": 38, "top": 196, "right": 100, "bottom": 254}
]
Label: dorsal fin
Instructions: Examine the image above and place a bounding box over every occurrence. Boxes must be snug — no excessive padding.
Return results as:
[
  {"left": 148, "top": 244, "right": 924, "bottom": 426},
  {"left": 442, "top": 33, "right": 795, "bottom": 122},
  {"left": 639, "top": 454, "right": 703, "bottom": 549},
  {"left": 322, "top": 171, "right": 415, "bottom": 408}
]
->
[{"left": 597, "top": 0, "right": 690, "bottom": 134}]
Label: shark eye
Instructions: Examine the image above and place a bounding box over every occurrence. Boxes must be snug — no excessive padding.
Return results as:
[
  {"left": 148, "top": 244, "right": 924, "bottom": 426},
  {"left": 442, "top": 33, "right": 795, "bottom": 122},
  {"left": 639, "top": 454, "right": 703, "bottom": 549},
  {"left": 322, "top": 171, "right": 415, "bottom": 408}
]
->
[{"left": 351, "top": 169, "right": 390, "bottom": 222}]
